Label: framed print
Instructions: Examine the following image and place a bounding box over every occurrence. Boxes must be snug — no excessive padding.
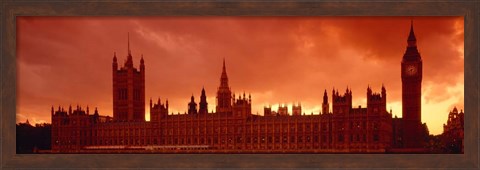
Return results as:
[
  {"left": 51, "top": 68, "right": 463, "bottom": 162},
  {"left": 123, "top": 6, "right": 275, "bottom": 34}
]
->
[{"left": 2, "top": 1, "right": 478, "bottom": 169}]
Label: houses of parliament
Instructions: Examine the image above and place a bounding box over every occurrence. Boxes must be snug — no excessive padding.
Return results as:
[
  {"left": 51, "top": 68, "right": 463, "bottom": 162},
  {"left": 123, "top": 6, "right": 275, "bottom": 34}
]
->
[{"left": 50, "top": 24, "right": 430, "bottom": 153}]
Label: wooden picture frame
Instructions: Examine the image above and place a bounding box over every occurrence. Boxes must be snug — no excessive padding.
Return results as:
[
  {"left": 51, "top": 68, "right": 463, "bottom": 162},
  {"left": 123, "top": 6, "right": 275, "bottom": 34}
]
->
[{"left": 1, "top": 1, "right": 478, "bottom": 169}]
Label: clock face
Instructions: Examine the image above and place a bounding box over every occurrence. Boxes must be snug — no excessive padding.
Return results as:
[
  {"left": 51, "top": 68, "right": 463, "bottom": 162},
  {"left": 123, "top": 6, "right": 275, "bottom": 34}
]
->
[{"left": 405, "top": 65, "right": 417, "bottom": 76}]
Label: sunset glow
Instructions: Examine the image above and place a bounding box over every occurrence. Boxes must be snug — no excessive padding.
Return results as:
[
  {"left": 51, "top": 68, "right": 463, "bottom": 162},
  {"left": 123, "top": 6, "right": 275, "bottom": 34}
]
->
[{"left": 17, "top": 16, "right": 464, "bottom": 135}]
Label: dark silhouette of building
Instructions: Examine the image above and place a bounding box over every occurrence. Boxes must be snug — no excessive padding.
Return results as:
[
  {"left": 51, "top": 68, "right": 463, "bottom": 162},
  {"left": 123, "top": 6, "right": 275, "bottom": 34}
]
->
[
  {"left": 199, "top": 88, "right": 209, "bottom": 114},
  {"left": 50, "top": 24, "right": 440, "bottom": 153},
  {"left": 51, "top": 56, "right": 393, "bottom": 153},
  {"left": 188, "top": 95, "right": 198, "bottom": 115},
  {"left": 401, "top": 21, "right": 424, "bottom": 149},
  {"left": 322, "top": 90, "right": 329, "bottom": 114},
  {"left": 216, "top": 59, "right": 232, "bottom": 113},
  {"left": 112, "top": 33, "right": 145, "bottom": 122},
  {"left": 16, "top": 120, "right": 51, "bottom": 153},
  {"left": 442, "top": 107, "right": 464, "bottom": 153}
]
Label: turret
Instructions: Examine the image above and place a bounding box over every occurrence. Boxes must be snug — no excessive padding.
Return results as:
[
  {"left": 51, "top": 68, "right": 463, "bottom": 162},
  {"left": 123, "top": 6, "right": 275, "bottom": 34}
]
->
[
  {"left": 199, "top": 88, "right": 208, "bottom": 114},
  {"left": 367, "top": 85, "right": 387, "bottom": 114},
  {"left": 322, "top": 89, "right": 329, "bottom": 114},
  {"left": 188, "top": 95, "right": 198, "bottom": 114},
  {"left": 166, "top": 99, "right": 169, "bottom": 109},
  {"left": 140, "top": 55, "right": 145, "bottom": 71},
  {"left": 381, "top": 84, "right": 386, "bottom": 102},
  {"left": 149, "top": 98, "right": 152, "bottom": 110},
  {"left": 113, "top": 52, "right": 118, "bottom": 70},
  {"left": 332, "top": 87, "right": 352, "bottom": 115}
]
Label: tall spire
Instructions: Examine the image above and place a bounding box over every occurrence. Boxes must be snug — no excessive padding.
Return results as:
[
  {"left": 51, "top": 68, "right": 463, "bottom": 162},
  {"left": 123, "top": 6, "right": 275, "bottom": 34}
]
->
[
  {"left": 408, "top": 19, "right": 417, "bottom": 46},
  {"left": 199, "top": 87, "right": 208, "bottom": 114},
  {"left": 125, "top": 32, "right": 133, "bottom": 67},
  {"left": 223, "top": 58, "right": 226, "bottom": 73},
  {"left": 128, "top": 32, "right": 131, "bottom": 55},
  {"left": 216, "top": 58, "right": 232, "bottom": 113},
  {"left": 221, "top": 58, "right": 228, "bottom": 83},
  {"left": 323, "top": 89, "right": 328, "bottom": 104}
]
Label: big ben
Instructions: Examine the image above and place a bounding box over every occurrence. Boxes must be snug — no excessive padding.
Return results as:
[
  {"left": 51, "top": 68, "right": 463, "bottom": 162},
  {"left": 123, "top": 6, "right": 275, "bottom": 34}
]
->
[{"left": 401, "top": 21, "right": 423, "bottom": 148}]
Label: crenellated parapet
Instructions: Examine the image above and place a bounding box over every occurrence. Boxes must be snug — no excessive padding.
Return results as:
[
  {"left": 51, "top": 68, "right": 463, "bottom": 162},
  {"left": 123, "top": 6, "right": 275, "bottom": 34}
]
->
[
  {"left": 150, "top": 98, "right": 169, "bottom": 121},
  {"left": 332, "top": 87, "right": 352, "bottom": 115},
  {"left": 232, "top": 92, "right": 252, "bottom": 117}
]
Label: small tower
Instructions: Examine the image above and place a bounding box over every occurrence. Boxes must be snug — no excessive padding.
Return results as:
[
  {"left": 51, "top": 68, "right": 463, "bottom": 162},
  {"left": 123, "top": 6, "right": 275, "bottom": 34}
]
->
[
  {"left": 332, "top": 87, "right": 352, "bottom": 115},
  {"left": 367, "top": 85, "right": 387, "bottom": 115},
  {"left": 112, "top": 33, "right": 146, "bottom": 122},
  {"left": 292, "top": 103, "right": 302, "bottom": 116},
  {"left": 216, "top": 58, "right": 233, "bottom": 113},
  {"left": 264, "top": 106, "right": 272, "bottom": 116},
  {"left": 322, "top": 89, "right": 329, "bottom": 114},
  {"left": 199, "top": 88, "right": 208, "bottom": 114},
  {"left": 188, "top": 95, "right": 198, "bottom": 114}
]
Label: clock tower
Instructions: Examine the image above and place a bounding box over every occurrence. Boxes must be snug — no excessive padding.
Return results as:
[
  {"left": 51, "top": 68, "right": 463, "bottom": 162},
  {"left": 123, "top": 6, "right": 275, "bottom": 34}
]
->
[{"left": 401, "top": 21, "right": 423, "bottom": 148}]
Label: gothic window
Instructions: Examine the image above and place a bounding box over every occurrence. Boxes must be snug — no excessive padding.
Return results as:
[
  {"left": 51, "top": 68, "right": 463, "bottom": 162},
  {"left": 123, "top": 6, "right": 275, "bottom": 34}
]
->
[
  {"left": 275, "top": 126, "right": 280, "bottom": 133},
  {"left": 338, "top": 134, "right": 344, "bottom": 142},
  {"left": 237, "top": 127, "right": 242, "bottom": 133},
  {"left": 298, "top": 125, "right": 303, "bottom": 132},
  {"left": 118, "top": 89, "right": 122, "bottom": 100},
  {"left": 373, "top": 134, "right": 379, "bottom": 142}
]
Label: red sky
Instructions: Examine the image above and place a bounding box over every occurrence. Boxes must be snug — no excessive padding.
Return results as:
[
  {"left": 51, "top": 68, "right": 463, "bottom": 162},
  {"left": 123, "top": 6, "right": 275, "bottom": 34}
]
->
[{"left": 16, "top": 17, "right": 464, "bottom": 135}]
